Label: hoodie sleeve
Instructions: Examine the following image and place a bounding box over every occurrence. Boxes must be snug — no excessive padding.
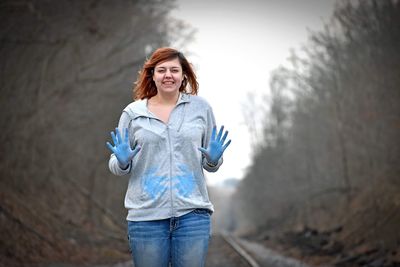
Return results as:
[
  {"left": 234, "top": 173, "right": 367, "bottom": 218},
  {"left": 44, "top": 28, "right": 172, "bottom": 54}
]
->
[
  {"left": 108, "top": 111, "right": 134, "bottom": 176},
  {"left": 202, "top": 106, "right": 223, "bottom": 172}
]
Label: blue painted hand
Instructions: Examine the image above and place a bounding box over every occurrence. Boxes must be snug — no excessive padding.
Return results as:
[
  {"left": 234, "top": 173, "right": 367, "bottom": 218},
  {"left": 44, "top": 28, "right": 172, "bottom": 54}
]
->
[
  {"left": 198, "top": 125, "right": 231, "bottom": 166},
  {"left": 106, "top": 128, "right": 141, "bottom": 169}
]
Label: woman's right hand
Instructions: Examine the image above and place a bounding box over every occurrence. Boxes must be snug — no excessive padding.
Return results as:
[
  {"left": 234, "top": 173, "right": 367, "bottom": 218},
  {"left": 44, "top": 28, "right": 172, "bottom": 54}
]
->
[{"left": 106, "top": 128, "right": 141, "bottom": 169}]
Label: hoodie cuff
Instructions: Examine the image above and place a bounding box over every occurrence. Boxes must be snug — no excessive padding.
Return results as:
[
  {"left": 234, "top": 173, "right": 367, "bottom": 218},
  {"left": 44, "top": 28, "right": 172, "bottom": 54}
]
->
[
  {"left": 203, "top": 157, "right": 223, "bottom": 172},
  {"left": 109, "top": 154, "right": 132, "bottom": 176}
]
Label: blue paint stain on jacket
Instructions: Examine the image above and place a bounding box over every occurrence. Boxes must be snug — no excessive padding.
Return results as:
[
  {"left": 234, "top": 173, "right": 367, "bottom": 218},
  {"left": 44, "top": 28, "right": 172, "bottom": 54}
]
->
[{"left": 142, "top": 167, "right": 168, "bottom": 199}]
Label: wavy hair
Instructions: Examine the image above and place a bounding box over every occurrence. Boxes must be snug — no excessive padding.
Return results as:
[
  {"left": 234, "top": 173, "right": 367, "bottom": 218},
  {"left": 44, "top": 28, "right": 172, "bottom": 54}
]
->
[{"left": 133, "top": 47, "right": 199, "bottom": 100}]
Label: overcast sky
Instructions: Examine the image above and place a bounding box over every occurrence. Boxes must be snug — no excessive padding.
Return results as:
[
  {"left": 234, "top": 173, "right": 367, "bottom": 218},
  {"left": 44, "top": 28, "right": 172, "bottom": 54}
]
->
[{"left": 171, "top": 0, "right": 336, "bottom": 185}]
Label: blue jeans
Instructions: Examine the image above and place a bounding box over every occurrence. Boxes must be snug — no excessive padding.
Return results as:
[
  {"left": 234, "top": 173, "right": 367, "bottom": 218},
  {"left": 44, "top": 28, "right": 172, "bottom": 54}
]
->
[{"left": 127, "top": 209, "right": 211, "bottom": 267}]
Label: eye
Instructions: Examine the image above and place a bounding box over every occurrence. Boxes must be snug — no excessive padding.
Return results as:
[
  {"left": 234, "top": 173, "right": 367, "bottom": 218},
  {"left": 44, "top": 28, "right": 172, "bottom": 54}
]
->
[
  {"left": 171, "top": 69, "right": 179, "bottom": 73},
  {"left": 156, "top": 69, "right": 166, "bottom": 73}
]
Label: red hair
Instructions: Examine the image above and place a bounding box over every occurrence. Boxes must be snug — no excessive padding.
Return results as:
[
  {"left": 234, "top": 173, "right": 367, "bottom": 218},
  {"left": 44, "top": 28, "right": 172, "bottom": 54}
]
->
[{"left": 133, "top": 47, "right": 199, "bottom": 100}]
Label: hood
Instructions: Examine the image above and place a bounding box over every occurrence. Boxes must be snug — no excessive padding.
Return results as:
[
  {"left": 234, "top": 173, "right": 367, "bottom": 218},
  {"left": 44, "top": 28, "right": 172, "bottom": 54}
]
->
[{"left": 124, "top": 93, "right": 192, "bottom": 131}]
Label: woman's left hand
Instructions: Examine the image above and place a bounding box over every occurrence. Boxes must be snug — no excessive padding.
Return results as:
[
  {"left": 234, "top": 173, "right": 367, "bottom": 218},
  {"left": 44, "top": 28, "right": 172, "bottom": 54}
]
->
[{"left": 198, "top": 125, "right": 231, "bottom": 166}]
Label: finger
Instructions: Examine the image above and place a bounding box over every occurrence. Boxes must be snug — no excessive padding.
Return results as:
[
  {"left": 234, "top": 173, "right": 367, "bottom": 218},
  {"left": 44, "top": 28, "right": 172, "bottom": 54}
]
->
[
  {"left": 221, "top": 130, "right": 228, "bottom": 144},
  {"left": 124, "top": 128, "right": 129, "bottom": 143},
  {"left": 222, "top": 139, "right": 231, "bottom": 152},
  {"left": 111, "top": 131, "right": 118, "bottom": 145},
  {"left": 132, "top": 145, "right": 141, "bottom": 156},
  {"left": 106, "top": 142, "right": 116, "bottom": 153},
  {"left": 197, "top": 147, "right": 208, "bottom": 155},
  {"left": 116, "top": 127, "right": 122, "bottom": 143},
  {"left": 216, "top": 125, "right": 224, "bottom": 141},
  {"left": 210, "top": 126, "right": 216, "bottom": 141}
]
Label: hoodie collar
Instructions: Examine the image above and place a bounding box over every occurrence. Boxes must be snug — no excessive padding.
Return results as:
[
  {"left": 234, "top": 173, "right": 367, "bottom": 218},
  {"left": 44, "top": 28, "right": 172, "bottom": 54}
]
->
[
  {"left": 176, "top": 92, "right": 191, "bottom": 105},
  {"left": 131, "top": 92, "right": 191, "bottom": 119}
]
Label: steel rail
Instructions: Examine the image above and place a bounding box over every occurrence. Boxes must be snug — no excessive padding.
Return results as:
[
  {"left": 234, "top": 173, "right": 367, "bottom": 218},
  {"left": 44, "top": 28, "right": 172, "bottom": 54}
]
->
[{"left": 221, "top": 232, "right": 261, "bottom": 267}]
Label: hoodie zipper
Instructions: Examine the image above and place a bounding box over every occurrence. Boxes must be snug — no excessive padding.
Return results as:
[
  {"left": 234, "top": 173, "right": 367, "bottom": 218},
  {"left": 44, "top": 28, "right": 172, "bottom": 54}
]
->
[
  {"left": 163, "top": 97, "right": 188, "bottom": 218},
  {"left": 166, "top": 125, "right": 174, "bottom": 218},
  {"left": 166, "top": 101, "right": 186, "bottom": 218},
  {"left": 145, "top": 95, "right": 188, "bottom": 218}
]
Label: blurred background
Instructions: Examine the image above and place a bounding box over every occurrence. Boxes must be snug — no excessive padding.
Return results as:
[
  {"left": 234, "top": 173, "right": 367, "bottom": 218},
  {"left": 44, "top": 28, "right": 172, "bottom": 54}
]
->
[{"left": 1, "top": 0, "right": 399, "bottom": 266}]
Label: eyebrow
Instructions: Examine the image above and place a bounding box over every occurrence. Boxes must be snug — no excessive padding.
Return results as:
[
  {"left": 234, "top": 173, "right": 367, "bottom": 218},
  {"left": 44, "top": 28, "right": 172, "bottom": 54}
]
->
[{"left": 155, "top": 66, "right": 181, "bottom": 69}]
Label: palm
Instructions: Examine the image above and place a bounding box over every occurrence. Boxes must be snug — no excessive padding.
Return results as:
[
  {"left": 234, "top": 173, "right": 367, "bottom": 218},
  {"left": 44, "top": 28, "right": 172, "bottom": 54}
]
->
[{"left": 114, "top": 141, "right": 134, "bottom": 164}]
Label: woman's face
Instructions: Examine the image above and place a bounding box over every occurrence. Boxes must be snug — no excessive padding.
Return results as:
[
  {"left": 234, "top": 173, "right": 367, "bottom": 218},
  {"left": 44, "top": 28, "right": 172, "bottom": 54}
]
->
[{"left": 153, "top": 57, "right": 184, "bottom": 95}]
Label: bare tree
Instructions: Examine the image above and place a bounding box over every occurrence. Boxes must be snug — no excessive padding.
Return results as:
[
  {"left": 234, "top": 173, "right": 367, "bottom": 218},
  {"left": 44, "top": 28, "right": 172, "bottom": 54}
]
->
[{"left": 234, "top": 0, "right": 400, "bottom": 254}]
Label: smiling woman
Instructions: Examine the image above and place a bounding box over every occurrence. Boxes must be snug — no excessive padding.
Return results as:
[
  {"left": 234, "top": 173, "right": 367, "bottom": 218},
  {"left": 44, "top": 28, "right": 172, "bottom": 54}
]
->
[
  {"left": 106, "top": 47, "right": 231, "bottom": 267},
  {"left": 148, "top": 58, "right": 185, "bottom": 123},
  {"left": 153, "top": 59, "right": 183, "bottom": 90},
  {"left": 134, "top": 48, "right": 198, "bottom": 100}
]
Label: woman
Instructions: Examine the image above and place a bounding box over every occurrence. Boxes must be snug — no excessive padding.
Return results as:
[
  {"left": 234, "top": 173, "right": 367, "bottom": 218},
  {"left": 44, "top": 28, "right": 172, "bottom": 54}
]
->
[{"left": 106, "top": 47, "right": 231, "bottom": 267}]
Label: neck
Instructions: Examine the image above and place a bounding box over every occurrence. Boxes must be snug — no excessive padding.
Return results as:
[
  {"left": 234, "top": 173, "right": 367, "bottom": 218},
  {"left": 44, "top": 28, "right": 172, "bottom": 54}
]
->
[{"left": 152, "top": 91, "right": 180, "bottom": 105}]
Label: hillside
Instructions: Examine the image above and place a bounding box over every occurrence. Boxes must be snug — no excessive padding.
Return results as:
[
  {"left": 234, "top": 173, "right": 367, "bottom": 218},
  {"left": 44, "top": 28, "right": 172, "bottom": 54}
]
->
[{"left": 242, "top": 180, "right": 400, "bottom": 266}]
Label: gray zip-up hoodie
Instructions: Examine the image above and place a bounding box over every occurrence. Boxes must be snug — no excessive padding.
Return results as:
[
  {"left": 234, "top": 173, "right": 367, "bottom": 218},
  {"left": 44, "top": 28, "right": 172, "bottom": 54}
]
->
[{"left": 108, "top": 93, "right": 223, "bottom": 221}]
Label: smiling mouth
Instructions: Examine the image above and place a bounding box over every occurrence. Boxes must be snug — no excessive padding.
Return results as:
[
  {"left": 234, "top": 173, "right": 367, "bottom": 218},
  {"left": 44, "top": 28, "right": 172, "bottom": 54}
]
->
[{"left": 163, "top": 81, "right": 174, "bottom": 85}]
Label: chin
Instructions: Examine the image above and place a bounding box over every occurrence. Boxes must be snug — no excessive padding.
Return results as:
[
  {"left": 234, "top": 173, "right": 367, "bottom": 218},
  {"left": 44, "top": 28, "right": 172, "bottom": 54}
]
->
[{"left": 161, "top": 87, "right": 179, "bottom": 93}]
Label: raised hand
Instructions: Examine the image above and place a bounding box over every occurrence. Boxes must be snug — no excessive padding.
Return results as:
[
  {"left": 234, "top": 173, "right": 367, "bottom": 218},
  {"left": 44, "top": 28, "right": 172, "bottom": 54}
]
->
[
  {"left": 106, "top": 128, "right": 141, "bottom": 169},
  {"left": 198, "top": 125, "right": 231, "bottom": 166}
]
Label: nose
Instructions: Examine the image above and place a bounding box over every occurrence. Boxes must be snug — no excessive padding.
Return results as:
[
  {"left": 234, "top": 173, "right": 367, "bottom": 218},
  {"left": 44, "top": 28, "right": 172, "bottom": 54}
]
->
[{"left": 165, "top": 69, "right": 172, "bottom": 77}]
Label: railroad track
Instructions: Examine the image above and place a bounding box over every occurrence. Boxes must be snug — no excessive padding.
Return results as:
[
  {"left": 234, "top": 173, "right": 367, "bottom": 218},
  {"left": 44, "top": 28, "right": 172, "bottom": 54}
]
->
[
  {"left": 206, "top": 232, "right": 261, "bottom": 267},
  {"left": 221, "top": 232, "right": 261, "bottom": 267}
]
